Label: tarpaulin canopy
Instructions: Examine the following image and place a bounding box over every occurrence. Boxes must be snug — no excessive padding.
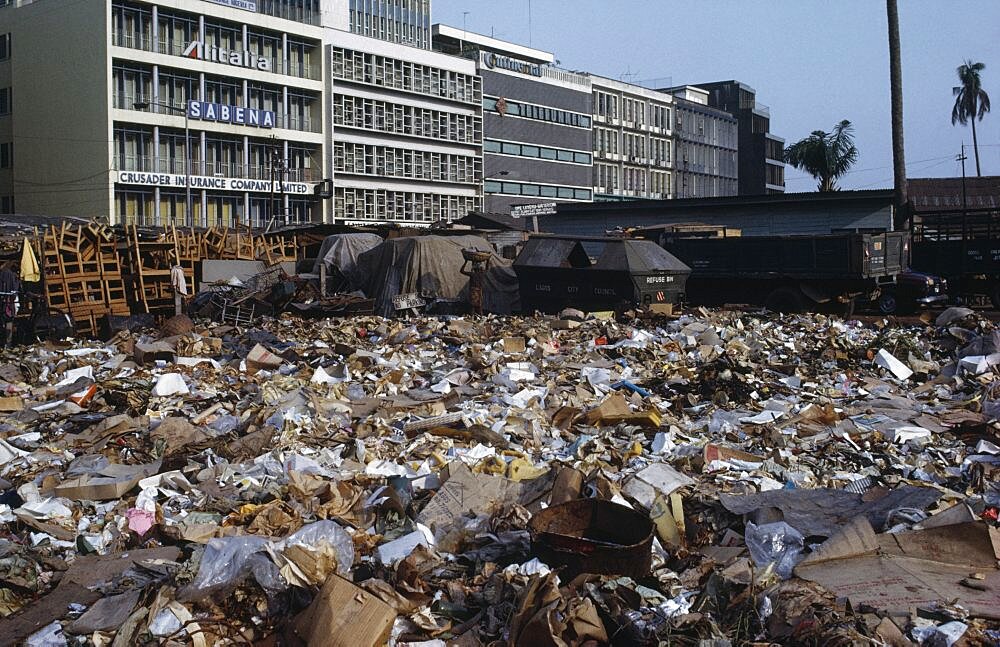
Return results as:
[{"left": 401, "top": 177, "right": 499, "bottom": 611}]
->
[
  {"left": 356, "top": 235, "right": 519, "bottom": 316},
  {"left": 311, "top": 233, "right": 384, "bottom": 290}
]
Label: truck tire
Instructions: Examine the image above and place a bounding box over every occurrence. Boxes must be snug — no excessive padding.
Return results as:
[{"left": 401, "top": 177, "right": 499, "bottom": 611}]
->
[
  {"left": 877, "top": 291, "right": 898, "bottom": 315},
  {"left": 764, "top": 287, "right": 805, "bottom": 314}
]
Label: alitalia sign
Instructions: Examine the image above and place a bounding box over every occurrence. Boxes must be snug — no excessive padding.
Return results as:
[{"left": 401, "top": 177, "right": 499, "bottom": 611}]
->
[{"left": 183, "top": 41, "right": 271, "bottom": 72}]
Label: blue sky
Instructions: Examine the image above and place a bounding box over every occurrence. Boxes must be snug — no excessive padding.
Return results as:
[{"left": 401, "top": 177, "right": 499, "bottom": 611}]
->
[{"left": 433, "top": 0, "right": 1000, "bottom": 191}]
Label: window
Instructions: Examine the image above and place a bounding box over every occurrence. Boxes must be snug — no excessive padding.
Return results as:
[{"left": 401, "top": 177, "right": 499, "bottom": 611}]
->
[
  {"left": 0, "top": 33, "right": 9, "bottom": 60},
  {"left": 483, "top": 140, "right": 501, "bottom": 153},
  {"left": 0, "top": 142, "right": 10, "bottom": 168},
  {"left": 0, "top": 196, "right": 13, "bottom": 214},
  {"left": 0, "top": 87, "right": 9, "bottom": 115}
]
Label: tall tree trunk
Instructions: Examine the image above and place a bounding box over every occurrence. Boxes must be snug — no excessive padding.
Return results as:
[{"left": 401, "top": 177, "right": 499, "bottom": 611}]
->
[
  {"left": 971, "top": 112, "right": 982, "bottom": 176},
  {"left": 887, "top": 0, "right": 908, "bottom": 228}
]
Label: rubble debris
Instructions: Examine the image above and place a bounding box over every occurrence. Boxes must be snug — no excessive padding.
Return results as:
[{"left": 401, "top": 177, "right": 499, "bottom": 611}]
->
[{"left": 0, "top": 305, "right": 995, "bottom": 645}]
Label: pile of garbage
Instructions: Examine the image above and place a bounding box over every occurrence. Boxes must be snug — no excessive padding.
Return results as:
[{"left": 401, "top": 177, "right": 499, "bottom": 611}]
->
[{"left": 0, "top": 305, "right": 998, "bottom": 646}]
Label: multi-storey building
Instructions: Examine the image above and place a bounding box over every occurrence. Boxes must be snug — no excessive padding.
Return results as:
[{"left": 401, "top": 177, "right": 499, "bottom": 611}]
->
[
  {"left": 347, "top": 0, "right": 431, "bottom": 50},
  {"left": 665, "top": 86, "right": 738, "bottom": 198},
  {"left": 694, "top": 80, "right": 785, "bottom": 195},
  {"left": 433, "top": 26, "right": 593, "bottom": 215},
  {"left": 1, "top": 0, "right": 329, "bottom": 226},
  {"left": 326, "top": 29, "right": 482, "bottom": 225},
  {"left": 589, "top": 76, "right": 673, "bottom": 201}
]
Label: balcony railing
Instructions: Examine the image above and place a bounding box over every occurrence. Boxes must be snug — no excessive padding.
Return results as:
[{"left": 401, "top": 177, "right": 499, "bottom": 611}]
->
[
  {"left": 115, "top": 94, "right": 322, "bottom": 134},
  {"left": 112, "top": 30, "right": 321, "bottom": 81}
]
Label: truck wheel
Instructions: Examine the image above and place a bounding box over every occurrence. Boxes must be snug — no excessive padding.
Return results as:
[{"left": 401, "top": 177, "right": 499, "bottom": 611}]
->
[
  {"left": 877, "top": 292, "right": 897, "bottom": 315},
  {"left": 764, "top": 287, "right": 805, "bottom": 314}
]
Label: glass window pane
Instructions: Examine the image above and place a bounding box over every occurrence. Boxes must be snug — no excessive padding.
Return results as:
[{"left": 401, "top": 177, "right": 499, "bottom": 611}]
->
[
  {"left": 501, "top": 142, "right": 519, "bottom": 155},
  {"left": 521, "top": 183, "right": 540, "bottom": 196},
  {"left": 484, "top": 180, "right": 501, "bottom": 192},
  {"left": 557, "top": 150, "right": 574, "bottom": 162},
  {"left": 522, "top": 146, "right": 539, "bottom": 157},
  {"left": 483, "top": 140, "right": 501, "bottom": 153},
  {"left": 574, "top": 152, "right": 592, "bottom": 164},
  {"left": 502, "top": 182, "right": 520, "bottom": 194},
  {"left": 540, "top": 148, "right": 557, "bottom": 160},
  {"left": 557, "top": 187, "right": 574, "bottom": 199},
  {"left": 540, "top": 185, "right": 557, "bottom": 197}
]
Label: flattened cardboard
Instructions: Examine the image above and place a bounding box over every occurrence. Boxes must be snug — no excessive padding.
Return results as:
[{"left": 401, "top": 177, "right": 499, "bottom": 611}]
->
[
  {"left": 54, "top": 461, "right": 161, "bottom": 500},
  {"left": 795, "top": 517, "right": 1000, "bottom": 619}
]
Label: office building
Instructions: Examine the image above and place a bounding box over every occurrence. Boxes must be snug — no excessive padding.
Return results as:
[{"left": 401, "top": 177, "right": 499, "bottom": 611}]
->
[
  {"left": 1, "top": 0, "right": 330, "bottom": 226},
  {"left": 665, "top": 86, "right": 738, "bottom": 198},
  {"left": 347, "top": 0, "right": 430, "bottom": 49},
  {"left": 694, "top": 80, "right": 785, "bottom": 195},
  {"left": 433, "top": 25, "right": 594, "bottom": 215},
  {"left": 589, "top": 76, "right": 673, "bottom": 201},
  {"left": 326, "top": 29, "right": 483, "bottom": 225}
]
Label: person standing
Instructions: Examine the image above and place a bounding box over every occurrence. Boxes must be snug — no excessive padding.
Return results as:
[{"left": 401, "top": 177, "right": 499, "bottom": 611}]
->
[{"left": 0, "top": 261, "right": 20, "bottom": 348}]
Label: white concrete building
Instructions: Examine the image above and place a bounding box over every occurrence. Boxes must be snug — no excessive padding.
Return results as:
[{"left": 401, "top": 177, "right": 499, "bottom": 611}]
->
[
  {"left": 326, "top": 27, "right": 482, "bottom": 225},
  {"left": 0, "top": 0, "right": 479, "bottom": 226},
  {"left": 589, "top": 76, "right": 674, "bottom": 201},
  {"left": 1, "top": 0, "right": 336, "bottom": 226}
]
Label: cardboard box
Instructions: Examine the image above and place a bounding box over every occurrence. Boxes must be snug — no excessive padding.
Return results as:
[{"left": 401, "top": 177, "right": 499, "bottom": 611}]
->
[{"left": 293, "top": 575, "right": 396, "bottom": 647}]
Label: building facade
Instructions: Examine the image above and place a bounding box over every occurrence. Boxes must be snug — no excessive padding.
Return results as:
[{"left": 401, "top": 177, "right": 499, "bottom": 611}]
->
[
  {"left": 695, "top": 80, "right": 785, "bottom": 195},
  {"left": 2, "top": 0, "right": 331, "bottom": 226},
  {"left": 347, "top": 0, "right": 430, "bottom": 49},
  {"left": 433, "top": 26, "right": 594, "bottom": 215},
  {"left": 589, "top": 76, "right": 673, "bottom": 202},
  {"left": 666, "top": 86, "right": 738, "bottom": 198},
  {"left": 326, "top": 29, "right": 482, "bottom": 225}
]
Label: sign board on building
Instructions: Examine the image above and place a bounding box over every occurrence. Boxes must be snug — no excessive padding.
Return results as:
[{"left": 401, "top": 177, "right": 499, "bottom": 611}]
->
[
  {"left": 117, "top": 171, "right": 311, "bottom": 195},
  {"left": 188, "top": 101, "right": 275, "bottom": 128},
  {"left": 481, "top": 51, "right": 542, "bottom": 77},
  {"left": 204, "top": 0, "right": 257, "bottom": 11},
  {"left": 511, "top": 202, "right": 558, "bottom": 218},
  {"left": 183, "top": 41, "right": 271, "bottom": 72}
]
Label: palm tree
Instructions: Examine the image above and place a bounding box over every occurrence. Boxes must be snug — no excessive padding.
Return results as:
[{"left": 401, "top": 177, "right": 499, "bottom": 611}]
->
[
  {"left": 952, "top": 60, "right": 991, "bottom": 176},
  {"left": 783, "top": 120, "right": 860, "bottom": 191},
  {"left": 887, "top": 0, "right": 908, "bottom": 227}
]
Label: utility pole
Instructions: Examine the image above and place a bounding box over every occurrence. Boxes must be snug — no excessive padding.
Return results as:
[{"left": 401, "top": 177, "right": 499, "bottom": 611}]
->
[
  {"left": 887, "top": 0, "right": 908, "bottom": 229},
  {"left": 958, "top": 144, "right": 968, "bottom": 219}
]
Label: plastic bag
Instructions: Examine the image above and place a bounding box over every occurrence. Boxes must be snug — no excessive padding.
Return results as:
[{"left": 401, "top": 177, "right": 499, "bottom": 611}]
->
[
  {"left": 745, "top": 521, "right": 805, "bottom": 580},
  {"left": 279, "top": 520, "right": 354, "bottom": 576},
  {"left": 182, "top": 521, "right": 354, "bottom": 600},
  {"left": 182, "top": 535, "right": 282, "bottom": 600}
]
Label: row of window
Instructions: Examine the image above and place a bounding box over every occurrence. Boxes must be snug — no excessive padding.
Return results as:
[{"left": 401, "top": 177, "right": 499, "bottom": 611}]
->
[
  {"left": 677, "top": 142, "right": 738, "bottom": 178},
  {"left": 113, "top": 125, "right": 320, "bottom": 181},
  {"left": 331, "top": 47, "right": 481, "bottom": 105},
  {"left": 111, "top": 2, "right": 320, "bottom": 80},
  {"left": 349, "top": 0, "right": 430, "bottom": 48},
  {"left": 333, "top": 94, "right": 481, "bottom": 145},
  {"left": 115, "top": 188, "right": 314, "bottom": 227},
  {"left": 594, "top": 91, "right": 671, "bottom": 129},
  {"left": 676, "top": 174, "right": 738, "bottom": 199},
  {"left": 484, "top": 140, "right": 592, "bottom": 165},
  {"left": 0, "top": 142, "right": 10, "bottom": 168},
  {"left": 333, "top": 141, "right": 481, "bottom": 185},
  {"left": 484, "top": 180, "right": 592, "bottom": 202},
  {"left": 594, "top": 164, "right": 672, "bottom": 197},
  {"left": 674, "top": 108, "right": 738, "bottom": 148},
  {"left": 484, "top": 97, "right": 591, "bottom": 129},
  {"left": 112, "top": 63, "right": 321, "bottom": 132},
  {"left": 334, "top": 187, "right": 478, "bottom": 223}
]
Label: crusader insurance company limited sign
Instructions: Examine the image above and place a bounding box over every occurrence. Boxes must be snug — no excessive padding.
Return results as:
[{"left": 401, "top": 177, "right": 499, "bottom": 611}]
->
[{"left": 117, "top": 171, "right": 311, "bottom": 195}]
